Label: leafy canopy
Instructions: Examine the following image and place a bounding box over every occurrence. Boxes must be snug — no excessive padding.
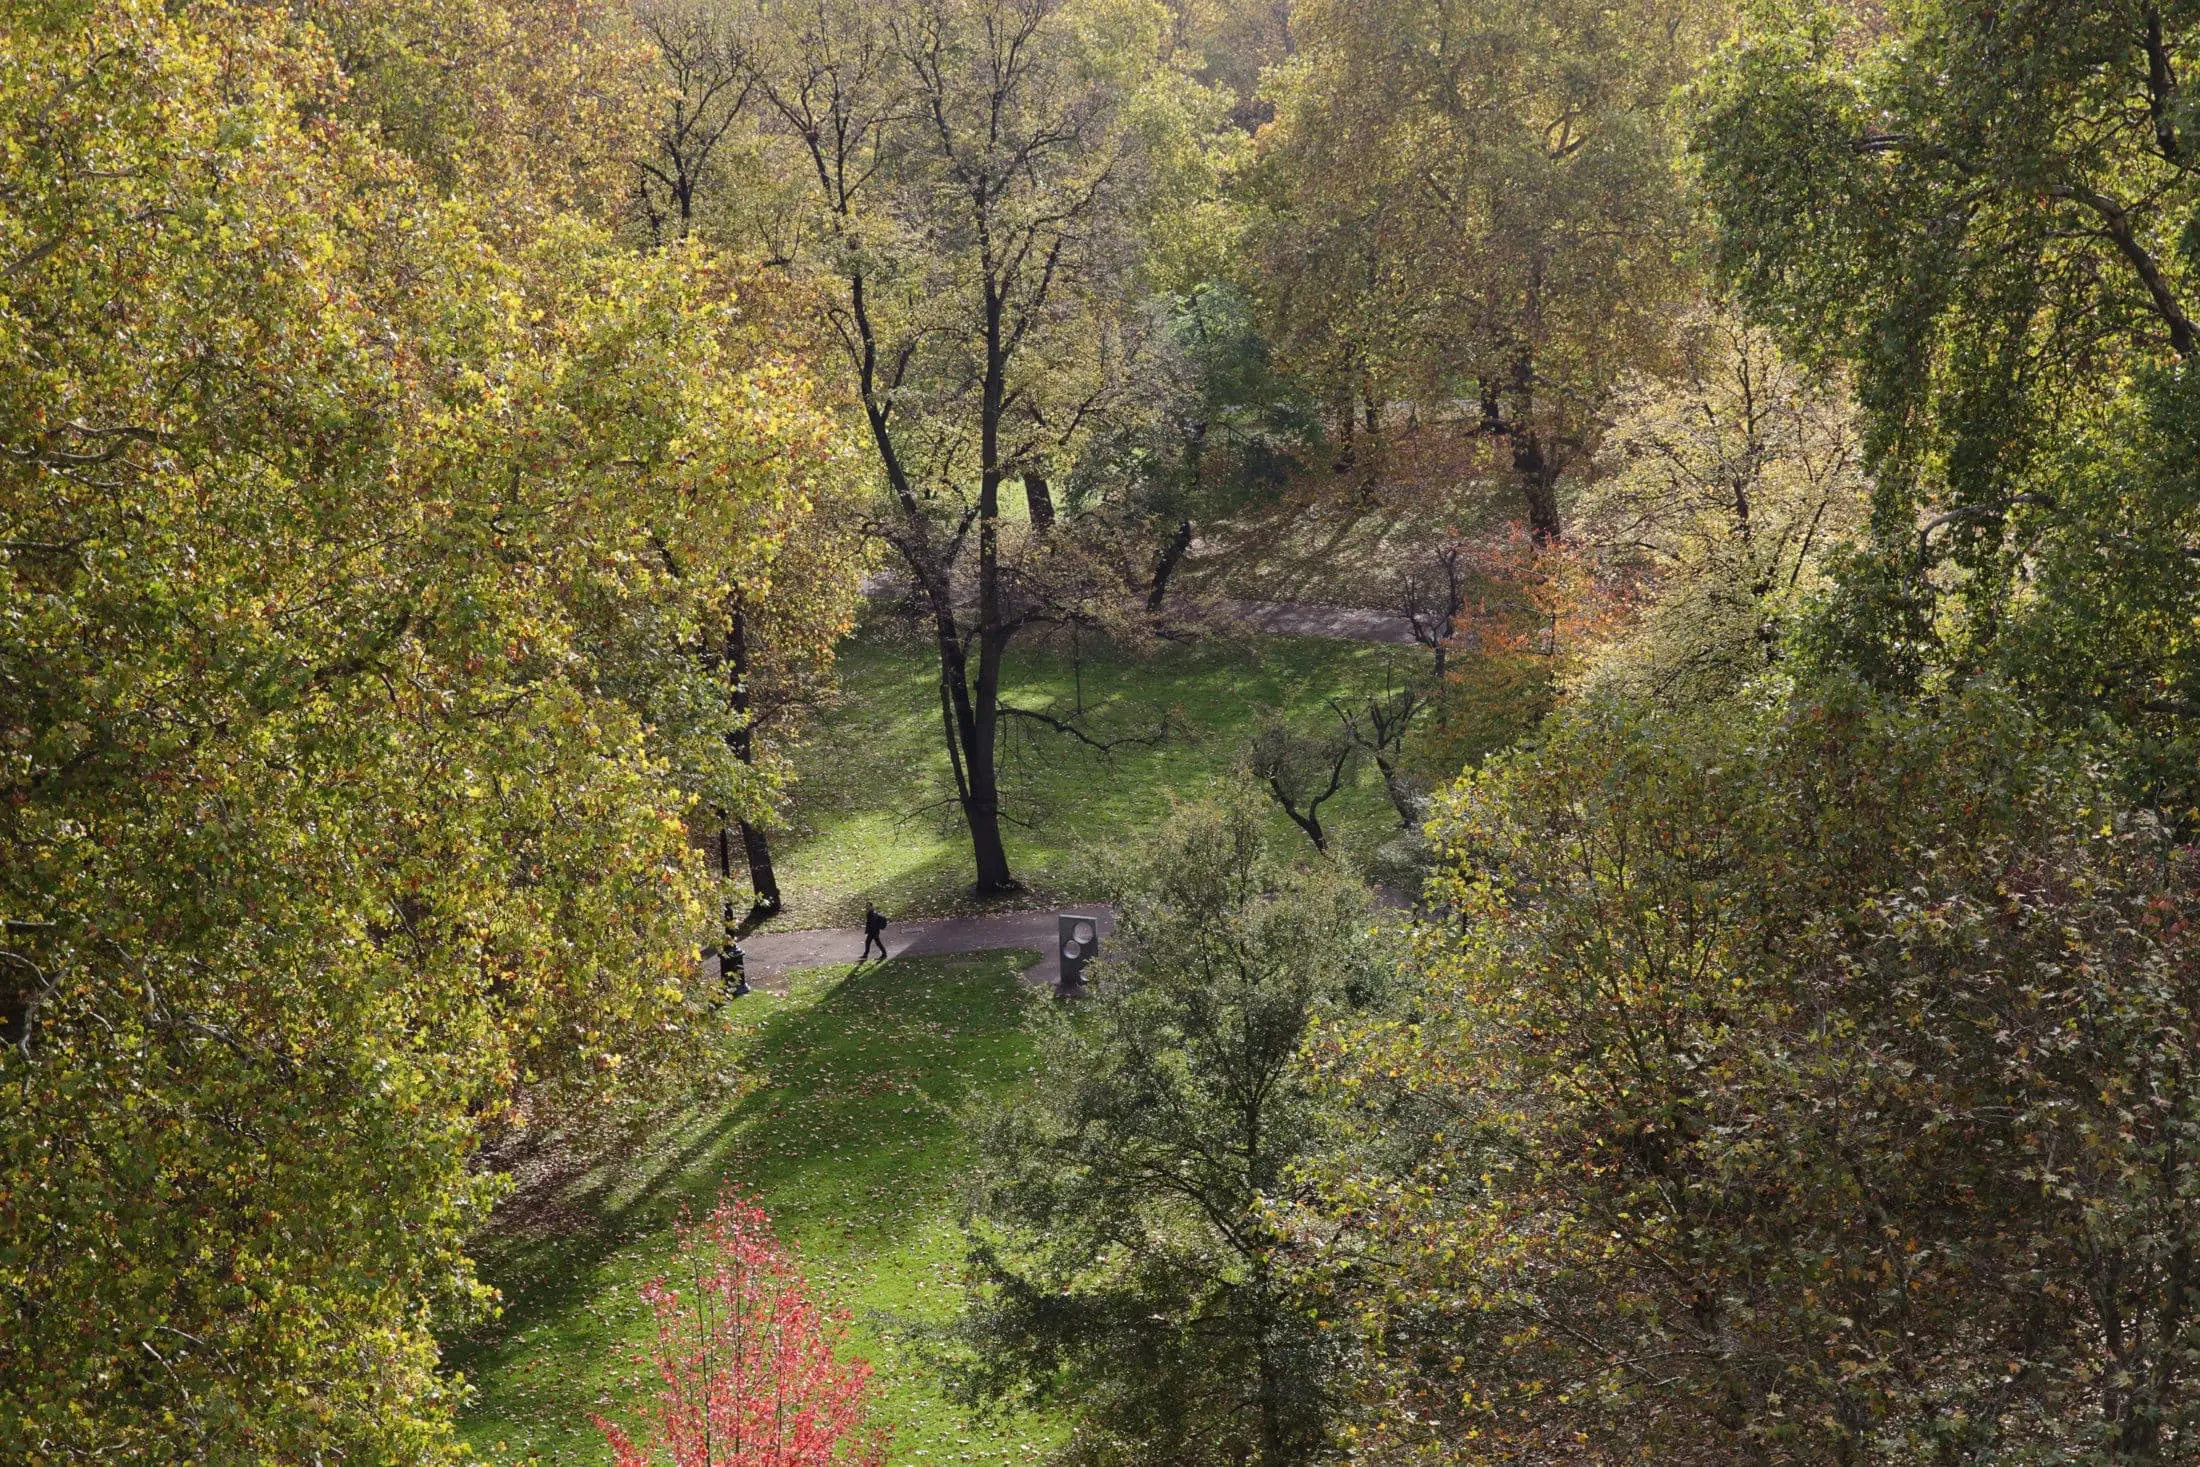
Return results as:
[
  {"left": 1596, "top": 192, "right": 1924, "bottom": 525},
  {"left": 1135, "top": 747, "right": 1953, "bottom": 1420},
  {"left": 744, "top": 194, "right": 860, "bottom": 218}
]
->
[{"left": 0, "top": 2, "right": 849, "bottom": 1459}]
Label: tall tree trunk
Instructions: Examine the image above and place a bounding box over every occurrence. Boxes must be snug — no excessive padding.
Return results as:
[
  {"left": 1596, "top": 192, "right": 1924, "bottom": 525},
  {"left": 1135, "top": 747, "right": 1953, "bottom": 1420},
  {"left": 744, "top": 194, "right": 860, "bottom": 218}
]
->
[
  {"left": 1147, "top": 519, "right": 1193, "bottom": 612},
  {"left": 725, "top": 602, "right": 781, "bottom": 916},
  {"left": 845, "top": 260, "right": 1015, "bottom": 896},
  {"left": 933, "top": 607, "right": 1015, "bottom": 893},
  {"left": 1022, "top": 470, "right": 1056, "bottom": 530}
]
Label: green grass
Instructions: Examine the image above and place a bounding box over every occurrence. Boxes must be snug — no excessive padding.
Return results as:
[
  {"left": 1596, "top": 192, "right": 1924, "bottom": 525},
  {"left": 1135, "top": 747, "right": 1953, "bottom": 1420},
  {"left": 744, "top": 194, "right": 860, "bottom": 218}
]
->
[
  {"left": 761, "top": 625, "right": 1419, "bottom": 926},
  {"left": 448, "top": 951, "right": 1060, "bottom": 1467}
]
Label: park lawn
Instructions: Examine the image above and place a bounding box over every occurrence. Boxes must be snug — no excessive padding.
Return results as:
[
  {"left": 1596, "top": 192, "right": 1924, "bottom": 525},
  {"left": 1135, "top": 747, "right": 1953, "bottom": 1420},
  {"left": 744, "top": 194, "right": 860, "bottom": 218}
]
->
[
  {"left": 760, "top": 624, "right": 1421, "bottom": 927},
  {"left": 448, "top": 951, "right": 1061, "bottom": 1467}
]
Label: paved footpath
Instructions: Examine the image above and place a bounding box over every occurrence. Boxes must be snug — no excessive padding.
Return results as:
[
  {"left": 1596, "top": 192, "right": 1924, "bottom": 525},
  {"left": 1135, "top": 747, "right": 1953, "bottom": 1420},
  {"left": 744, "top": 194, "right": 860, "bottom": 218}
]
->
[
  {"left": 718, "top": 907, "right": 1117, "bottom": 990},
  {"left": 1218, "top": 597, "right": 1420, "bottom": 645},
  {"left": 867, "top": 572, "right": 1419, "bottom": 647}
]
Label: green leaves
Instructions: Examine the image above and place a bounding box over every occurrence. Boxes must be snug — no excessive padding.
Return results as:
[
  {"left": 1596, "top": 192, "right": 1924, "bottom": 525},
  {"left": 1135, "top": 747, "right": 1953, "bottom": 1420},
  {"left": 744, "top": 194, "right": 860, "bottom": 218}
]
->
[
  {"left": 1691, "top": 0, "right": 2200, "bottom": 815},
  {"left": 1316, "top": 679, "right": 2200, "bottom": 1463},
  {"left": 0, "top": 4, "right": 854, "bottom": 1459}
]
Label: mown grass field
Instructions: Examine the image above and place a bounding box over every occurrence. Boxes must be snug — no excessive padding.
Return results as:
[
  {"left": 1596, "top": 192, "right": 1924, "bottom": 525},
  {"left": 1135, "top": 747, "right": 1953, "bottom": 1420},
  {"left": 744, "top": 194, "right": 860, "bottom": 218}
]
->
[
  {"left": 447, "top": 952, "right": 1060, "bottom": 1467},
  {"left": 760, "top": 624, "right": 1422, "bottom": 927}
]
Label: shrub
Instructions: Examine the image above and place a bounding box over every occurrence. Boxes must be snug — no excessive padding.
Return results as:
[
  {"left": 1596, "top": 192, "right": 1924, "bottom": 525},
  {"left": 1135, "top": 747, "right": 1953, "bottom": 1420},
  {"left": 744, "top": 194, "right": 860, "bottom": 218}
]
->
[{"left": 596, "top": 1192, "right": 889, "bottom": 1467}]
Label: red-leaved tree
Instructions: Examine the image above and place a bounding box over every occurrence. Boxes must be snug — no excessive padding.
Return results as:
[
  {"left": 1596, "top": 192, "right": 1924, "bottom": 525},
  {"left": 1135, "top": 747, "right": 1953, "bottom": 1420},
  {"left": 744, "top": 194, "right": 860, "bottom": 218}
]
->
[{"left": 595, "top": 1191, "right": 889, "bottom": 1467}]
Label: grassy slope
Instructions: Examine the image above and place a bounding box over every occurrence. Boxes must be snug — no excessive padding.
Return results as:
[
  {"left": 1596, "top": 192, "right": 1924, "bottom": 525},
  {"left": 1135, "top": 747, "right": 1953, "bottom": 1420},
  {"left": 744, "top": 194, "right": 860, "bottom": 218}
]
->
[
  {"left": 449, "top": 952, "right": 1060, "bottom": 1467},
  {"left": 762, "top": 626, "right": 1417, "bottom": 927}
]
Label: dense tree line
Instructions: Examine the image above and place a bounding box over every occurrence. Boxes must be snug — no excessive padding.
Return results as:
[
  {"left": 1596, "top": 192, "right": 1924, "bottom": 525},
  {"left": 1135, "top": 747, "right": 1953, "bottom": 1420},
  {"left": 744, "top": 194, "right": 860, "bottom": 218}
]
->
[
  {"left": 0, "top": 1, "right": 859, "bottom": 1459},
  {"left": 965, "top": 3, "right": 2200, "bottom": 1467}
]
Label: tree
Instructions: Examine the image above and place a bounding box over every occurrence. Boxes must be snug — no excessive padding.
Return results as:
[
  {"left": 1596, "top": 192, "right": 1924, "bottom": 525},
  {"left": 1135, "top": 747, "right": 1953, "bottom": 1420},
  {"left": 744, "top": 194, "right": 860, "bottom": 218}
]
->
[
  {"left": 1573, "top": 307, "right": 1869, "bottom": 705},
  {"left": 1145, "top": 282, "right": 1323, "bottom": 610},
  {"left": 1333, "top": 675, "right": 1427, "bottom": 828},
  {"left": 629, "top": 0, "right": 758, "bottom": 244},
  {"left": 1245, "top": 715, "right": 1358, "bottom": 854},
  {"left": 597, "top": 1191, "right": 889, "bottom": 1467},
  {"left": 959, "top": 798, "right": 1387, "bottom": 1467},
  {"left": 1411, "top": 526, "right": 1629, "bottom": 774},
  {"left": 1300, "top": 680, "right": 2200, "bottom": 1465},
  {"left": 1692, "top": 0, "right": 2200, "bottom": 817},
  {"left": 616, "top": 30, "right": 873, "bottom": 925},
  {"left": 0, "top": 4, "right": 845, "bottom": 1457},
  {"left": 714, "top": 0, "right": 1218, "bottom": 892},
  {"left": 302, "top": 0, "right": 658, "bottom": 230},
  {"left": 1401, "top": 544, "right": 1468, "bottom": 681},
  {"left": 714, "top": 502, "right": 869, "bottom": 922},
  {"left": 1245, "top": 0, "right": 1709, "bottom": 537}
]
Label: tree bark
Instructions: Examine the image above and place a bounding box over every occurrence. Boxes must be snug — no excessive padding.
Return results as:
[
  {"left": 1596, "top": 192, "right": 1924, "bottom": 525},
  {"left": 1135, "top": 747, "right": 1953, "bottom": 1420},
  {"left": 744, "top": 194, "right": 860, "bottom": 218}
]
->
[
  {"left": 738, "top": 819, "right": 779, "bottom": 914},
  {"left": 961, "top": 276, "right": 1018, "bottom": 894},
  {"left": 1373, "top": 750, "right": 1420, "bottom": 828},
  {"left": 1515, "top": 432, "right": 1562, "bottom": 542},
  {"left": 843, "top": 256, "right": 1017, "bottom": 896},
  {"left": 725, "top": 602, "right": 782, "bottom": 916},
  {"left": 1023, "top": 470, "right": 1056, "bottom": 530},
  {"left": 1508, "top": 351, "right": 1563, "bottom": 541},
  {"left": 1147, "top": 519, "right": 1193, "bottom": 612},
  {"left": 1266, "top": 777, "right": 1329, "bottom": 853}
]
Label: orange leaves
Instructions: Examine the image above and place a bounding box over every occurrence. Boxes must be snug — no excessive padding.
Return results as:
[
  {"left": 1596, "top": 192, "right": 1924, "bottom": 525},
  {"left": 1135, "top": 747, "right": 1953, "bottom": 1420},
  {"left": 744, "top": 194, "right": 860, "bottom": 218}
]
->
[{"left": 1447, "top": 526, "right": 1639, "bottom": 675}]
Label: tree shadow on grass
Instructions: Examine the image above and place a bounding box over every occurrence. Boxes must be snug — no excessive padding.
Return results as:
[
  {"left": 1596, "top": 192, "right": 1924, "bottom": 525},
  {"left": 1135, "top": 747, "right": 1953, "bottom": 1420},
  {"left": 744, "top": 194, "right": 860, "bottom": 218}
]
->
[{"left": 443, "top": 948, "right": 1041, "bottom": 1377}]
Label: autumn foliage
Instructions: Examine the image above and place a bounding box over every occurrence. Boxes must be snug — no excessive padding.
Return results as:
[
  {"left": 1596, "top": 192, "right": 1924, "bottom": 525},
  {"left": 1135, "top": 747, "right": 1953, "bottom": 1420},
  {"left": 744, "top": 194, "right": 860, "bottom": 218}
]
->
[
  {"left": 1420, "top": 525, "right": 1637, "bottom": 769},
  {"left": 597, "top": 1193, "right": 888, "bottom": 1467},
  {"left": 0, "top": 2, "right": 856, "bottom": 1459}
]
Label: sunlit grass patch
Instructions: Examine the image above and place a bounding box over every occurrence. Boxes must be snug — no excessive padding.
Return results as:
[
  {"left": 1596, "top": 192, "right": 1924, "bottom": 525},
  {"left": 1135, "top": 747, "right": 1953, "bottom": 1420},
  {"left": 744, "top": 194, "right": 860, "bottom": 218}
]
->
[
  {"left": 448, "top": 951, "right": 1061, "bottom": 1466},
  {"left": 767, "top": 625, "right": 1413, "bottom": 926}
]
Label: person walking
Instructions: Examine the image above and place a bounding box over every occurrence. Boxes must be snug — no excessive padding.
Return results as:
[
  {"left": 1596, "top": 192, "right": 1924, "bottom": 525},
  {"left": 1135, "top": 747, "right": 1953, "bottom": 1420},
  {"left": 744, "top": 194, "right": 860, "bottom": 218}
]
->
[{"left": 860, "top": 901, "right": 889, "bottom": 964}]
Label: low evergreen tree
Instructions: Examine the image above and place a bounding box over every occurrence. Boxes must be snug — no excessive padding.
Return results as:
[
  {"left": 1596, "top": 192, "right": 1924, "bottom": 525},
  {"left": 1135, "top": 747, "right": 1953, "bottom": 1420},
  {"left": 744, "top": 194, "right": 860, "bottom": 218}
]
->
[{"left": 957, "top": 797, "right": 1392, "bottom": 1467}]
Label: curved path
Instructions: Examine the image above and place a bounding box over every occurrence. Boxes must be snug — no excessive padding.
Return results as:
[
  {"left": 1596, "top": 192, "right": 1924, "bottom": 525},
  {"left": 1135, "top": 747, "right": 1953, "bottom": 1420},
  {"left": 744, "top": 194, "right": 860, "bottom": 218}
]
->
[
  {"left": 1218, "top": 597, "right": 1419, "bottom": 645},
  {"left": 717, "top": 906, "right": 1116, "bottom": 990},
  {"left": 864, "top": 573, "right": 1419, "bottom": 647}
]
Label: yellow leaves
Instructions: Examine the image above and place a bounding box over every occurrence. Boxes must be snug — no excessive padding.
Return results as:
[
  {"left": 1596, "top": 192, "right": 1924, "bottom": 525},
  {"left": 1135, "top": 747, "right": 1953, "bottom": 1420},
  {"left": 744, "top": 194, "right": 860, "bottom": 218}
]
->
[{"left": 1, "top": 0, "right": 835, "bottom": 1451}]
